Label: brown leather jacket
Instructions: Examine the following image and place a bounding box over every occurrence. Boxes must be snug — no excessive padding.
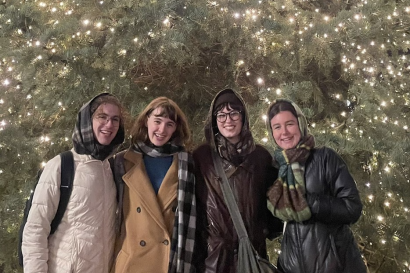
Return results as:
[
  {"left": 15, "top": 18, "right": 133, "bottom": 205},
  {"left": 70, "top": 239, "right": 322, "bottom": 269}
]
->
[
  {"left": 193, "top": 144, "right": 280, "bottom": 273},
  {"left": 192, "top": 88, "right": 282, "bottom": 273}
]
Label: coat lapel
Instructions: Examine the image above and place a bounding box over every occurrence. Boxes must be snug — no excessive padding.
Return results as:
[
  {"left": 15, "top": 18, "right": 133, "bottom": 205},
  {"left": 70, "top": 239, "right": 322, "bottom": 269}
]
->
[
  {"left": 122, "top": 150, "right": 177, "bottom": 235},
  {"left": 157, "top": 155, "right": 178, "bottom": 213}
]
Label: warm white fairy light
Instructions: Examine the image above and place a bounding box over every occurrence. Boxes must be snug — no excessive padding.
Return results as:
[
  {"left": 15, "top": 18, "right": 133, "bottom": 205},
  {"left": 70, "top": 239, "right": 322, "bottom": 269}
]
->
[
  {"left": 40, "top": 136, "right": 50, "bottom": 142},
  {"left": 377, "top": 215, "right": 384, "bottom": 221}
]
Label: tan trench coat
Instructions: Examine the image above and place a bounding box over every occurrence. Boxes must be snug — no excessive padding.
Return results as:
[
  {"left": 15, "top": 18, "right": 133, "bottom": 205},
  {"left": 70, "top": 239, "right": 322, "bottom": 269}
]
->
[{"left": 111, "top": 150, "right": 179, "bottom": 273}]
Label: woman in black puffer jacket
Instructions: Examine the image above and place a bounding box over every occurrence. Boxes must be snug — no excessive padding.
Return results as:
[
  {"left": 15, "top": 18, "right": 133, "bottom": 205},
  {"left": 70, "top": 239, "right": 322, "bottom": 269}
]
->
[{"left": 266, "top": 99, "right": 368, "bottom": 273}]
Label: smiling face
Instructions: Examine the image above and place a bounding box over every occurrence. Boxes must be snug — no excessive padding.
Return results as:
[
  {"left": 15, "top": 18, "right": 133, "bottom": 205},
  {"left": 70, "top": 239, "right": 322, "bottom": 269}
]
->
[
  {"left": 216, "top": 106, "right": 243, "bottom": 144},
  {"left": 270, "top": 110, "right": 301, "bottom": 150},
  {"left": 146, "top": 107, "right": 177, "bottom": 147},
  {"left": 92, "top": 103, "right": 120, "bottom": 145}
]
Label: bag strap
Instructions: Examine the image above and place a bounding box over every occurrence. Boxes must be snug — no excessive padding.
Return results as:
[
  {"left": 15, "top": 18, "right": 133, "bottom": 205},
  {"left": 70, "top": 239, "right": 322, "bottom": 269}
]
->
[
  {"left": 110, "top": 150, "right": 126, "bottom": 232},
  {"left": 50, "top": 150, "right": 74, "bottom": 234},
  {"left": 211, "top": 151, "right": 249, "bottom": 240}
]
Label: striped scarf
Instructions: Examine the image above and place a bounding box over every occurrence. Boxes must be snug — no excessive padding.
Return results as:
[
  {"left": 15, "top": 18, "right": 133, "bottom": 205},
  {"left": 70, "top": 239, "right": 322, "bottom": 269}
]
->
[
  {"left": 133, "top": 142, "right": 196, "bottom": 273},
  {"left": 267, "top": 135, "right": 315, "bottom": 222}
]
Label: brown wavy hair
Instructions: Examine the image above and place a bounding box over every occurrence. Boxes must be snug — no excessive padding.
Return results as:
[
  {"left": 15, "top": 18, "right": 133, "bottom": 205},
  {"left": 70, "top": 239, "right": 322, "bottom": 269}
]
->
[{"left": 130, "top": 97, "right": 192, "bottom": 149}]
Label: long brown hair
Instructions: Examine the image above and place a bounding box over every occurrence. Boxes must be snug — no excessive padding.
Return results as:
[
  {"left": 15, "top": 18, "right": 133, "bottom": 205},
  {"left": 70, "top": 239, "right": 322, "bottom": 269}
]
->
[{"left": 130, "top": 97, "right": 192, "bottom": 148}]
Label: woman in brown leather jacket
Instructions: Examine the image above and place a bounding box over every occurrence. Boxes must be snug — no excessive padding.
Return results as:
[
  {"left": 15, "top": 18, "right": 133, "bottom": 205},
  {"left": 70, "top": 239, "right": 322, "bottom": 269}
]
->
[{"left": 193, "top": 89, "right": 282, "bottom": 273}]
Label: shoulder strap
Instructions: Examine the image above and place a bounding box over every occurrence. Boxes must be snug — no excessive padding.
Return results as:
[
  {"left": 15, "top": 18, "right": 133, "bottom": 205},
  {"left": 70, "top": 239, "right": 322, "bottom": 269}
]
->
[
  {"left": 50, "top": 150, "right": 74, "bottom": 234},
  {"left": 110, "top": 150, "right": 126, "bottom": 232},
  {"left": 211, "top": 151, "right": 249, "bottom": 240},
  {"left": 110, "top": 150, "right": 126, "bottom": 202}
]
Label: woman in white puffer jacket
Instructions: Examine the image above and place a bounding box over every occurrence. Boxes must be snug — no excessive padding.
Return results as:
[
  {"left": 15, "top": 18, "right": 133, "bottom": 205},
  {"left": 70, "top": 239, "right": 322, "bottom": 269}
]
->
[{"left": 22, "top": 93, "right": 125, "bottom": 273}]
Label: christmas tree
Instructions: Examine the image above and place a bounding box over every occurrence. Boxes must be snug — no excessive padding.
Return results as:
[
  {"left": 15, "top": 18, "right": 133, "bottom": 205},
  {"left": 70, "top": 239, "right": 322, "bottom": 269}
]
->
[{"left": 0, "top": 0, "right": 409, "bottom": 272}]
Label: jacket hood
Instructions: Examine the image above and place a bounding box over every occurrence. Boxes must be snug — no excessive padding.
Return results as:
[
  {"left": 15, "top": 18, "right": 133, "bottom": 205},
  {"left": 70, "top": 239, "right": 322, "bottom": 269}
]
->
[
  {"left": 204, "top": 89, "right": 252, "bottom": 149},
  {"left": 72, "top": 93, "right": 125, "bottom": 160},
  {"left": 266, "top": 98, "right": 309, "bottom": 149}
]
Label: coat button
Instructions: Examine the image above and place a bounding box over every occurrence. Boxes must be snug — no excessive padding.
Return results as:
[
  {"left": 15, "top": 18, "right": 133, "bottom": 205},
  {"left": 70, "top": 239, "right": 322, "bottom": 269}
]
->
[
  {"left": 234, "top": 249, "right": 238, "bottom": 254},
  {"left": 163, "top": 240, "right": 169, "bottom": 245},
  {"left": 136, "top": 207, "right": 141, "bottom": 213},
  {"left": 172, "top": 206, "right": 177, "bottom": 212},
  {"left": 140, "top": 240, "right": 146, "bottom": 246}
]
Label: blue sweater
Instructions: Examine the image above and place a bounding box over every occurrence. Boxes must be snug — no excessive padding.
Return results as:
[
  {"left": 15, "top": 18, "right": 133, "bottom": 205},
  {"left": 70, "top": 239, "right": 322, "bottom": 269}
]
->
[{"left": 143, "top": 155, "right": 173, "bottom": 194}]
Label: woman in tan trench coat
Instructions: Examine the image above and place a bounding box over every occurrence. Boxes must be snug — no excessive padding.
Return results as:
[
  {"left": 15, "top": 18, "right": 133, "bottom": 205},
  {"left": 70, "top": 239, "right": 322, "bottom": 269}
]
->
[{"left": 111, "top": 97, "right": 196, "bottom": 273}]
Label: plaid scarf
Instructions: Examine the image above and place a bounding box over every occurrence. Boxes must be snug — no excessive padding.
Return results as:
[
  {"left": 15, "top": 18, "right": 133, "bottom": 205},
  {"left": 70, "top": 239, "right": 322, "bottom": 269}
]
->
[
  {"left": 133, "top": 142, "right": 196, "bottom": 273},
  {"left": 72, "top": 93, "right": 125, "bottom": 160},
  {"left": 215, "top": 133, "right": 255, "bottom": 166},
  {"left": 267, "top": 135, "right": 315, "bottom": 222}
]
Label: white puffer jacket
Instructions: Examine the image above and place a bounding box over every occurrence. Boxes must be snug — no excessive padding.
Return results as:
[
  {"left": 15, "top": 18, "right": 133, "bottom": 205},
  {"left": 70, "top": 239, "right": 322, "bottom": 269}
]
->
[{"left": 22, "top": 149, "right": 117, "bottom": 273}]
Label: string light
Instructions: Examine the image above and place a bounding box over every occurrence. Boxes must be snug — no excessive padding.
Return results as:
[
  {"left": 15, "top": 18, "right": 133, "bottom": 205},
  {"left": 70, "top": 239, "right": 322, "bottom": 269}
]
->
[{"left": 1, "top": 1, "right": 409, "bottom": 272}]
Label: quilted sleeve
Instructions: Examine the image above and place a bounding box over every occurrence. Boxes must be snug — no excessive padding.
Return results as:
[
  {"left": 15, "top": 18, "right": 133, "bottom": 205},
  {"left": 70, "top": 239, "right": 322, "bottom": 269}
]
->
[
  {"left": 308, "top": 148, "right": 363, "bottom": 225},
  {"left": 22, "top": 155, "right": 62, "bottom": 273}
]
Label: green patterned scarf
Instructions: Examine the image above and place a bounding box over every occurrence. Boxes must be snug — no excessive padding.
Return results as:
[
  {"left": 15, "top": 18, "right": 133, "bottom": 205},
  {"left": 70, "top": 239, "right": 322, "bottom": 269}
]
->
[{"left": 267, "top": 134, "right": 315, "bottom": 222}]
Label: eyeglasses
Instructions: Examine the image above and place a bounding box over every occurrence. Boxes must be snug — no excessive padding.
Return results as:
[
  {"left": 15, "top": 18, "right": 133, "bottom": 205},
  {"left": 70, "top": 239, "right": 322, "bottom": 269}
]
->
[
  {"left": 215, "top": 110, "right": 241, "bottom": 122},
  {"left": 94, "top": 114, "right": 120, "bottom": 127}
]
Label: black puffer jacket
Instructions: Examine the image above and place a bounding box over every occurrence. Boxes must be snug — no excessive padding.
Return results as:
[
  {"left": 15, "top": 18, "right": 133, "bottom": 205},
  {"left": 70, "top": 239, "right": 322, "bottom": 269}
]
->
[{"left": 278, "top": 147, "right": 367, "bottom": 273}]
